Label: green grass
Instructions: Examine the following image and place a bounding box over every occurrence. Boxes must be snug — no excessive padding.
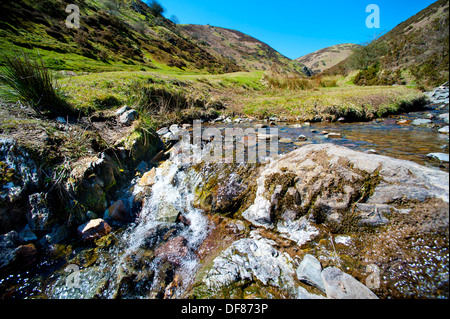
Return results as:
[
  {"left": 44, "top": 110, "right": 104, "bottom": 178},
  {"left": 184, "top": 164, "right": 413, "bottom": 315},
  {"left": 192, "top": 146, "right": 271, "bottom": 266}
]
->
[
  {"left": 235, "top": 83, "right": 426, "bottom": 121},
  {"left": 57, "top": 68, "right": 426, "bottom": 124}
]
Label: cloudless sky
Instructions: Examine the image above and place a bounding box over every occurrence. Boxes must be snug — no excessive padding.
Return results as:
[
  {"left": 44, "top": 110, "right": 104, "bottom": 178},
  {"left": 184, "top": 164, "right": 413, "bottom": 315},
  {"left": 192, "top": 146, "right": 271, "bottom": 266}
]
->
[{"left": 157, "top": 0, "right": 438, "bottom": 59}]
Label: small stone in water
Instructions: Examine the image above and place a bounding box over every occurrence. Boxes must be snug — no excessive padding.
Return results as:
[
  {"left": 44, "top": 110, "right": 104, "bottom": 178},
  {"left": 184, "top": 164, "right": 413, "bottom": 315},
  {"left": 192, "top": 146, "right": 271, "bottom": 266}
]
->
[
  {"left": 427, "top": 153, "right": 449, "bottom": 163},
  {"left": 438, "top": 126, "right": 449, "bottom": 134},
  {"left": 326, "top": 133, "right": 342, "bottom": 139}
]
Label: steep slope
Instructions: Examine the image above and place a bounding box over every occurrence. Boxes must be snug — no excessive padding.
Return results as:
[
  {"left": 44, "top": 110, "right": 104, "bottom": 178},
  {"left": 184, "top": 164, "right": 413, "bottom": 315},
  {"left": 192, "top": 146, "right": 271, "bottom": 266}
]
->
[
  {"left": 325, "top": 0, "right": 449, "bottom": 88},
  {"left": 0, "top": 0, "right": 242, "bottom": 73},
  {"left": 373, "top": 0, "right": 449, "bottom": 86},
  {"left": 180, "top": 24, "right": 311, "bottom": 75},
  {"left": 295, "top": 43, "right": 360, "bottom": 74}
]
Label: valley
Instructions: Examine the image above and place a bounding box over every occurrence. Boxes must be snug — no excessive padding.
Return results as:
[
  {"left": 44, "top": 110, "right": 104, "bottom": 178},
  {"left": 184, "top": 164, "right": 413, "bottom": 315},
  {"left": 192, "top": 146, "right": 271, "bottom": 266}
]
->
[{"left": 0, "top": 0, "right": 448, "bottom": 301}]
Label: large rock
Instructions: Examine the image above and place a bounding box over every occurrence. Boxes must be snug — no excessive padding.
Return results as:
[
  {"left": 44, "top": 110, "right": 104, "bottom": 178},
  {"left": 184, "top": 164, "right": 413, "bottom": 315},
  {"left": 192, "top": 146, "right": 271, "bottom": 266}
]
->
[
  {"left": 199, "top": 233, "right": 298, "bottom": 298},
  {"left": 66, "top": 153, "right": 119, "bottom": 219},
  {"left": 193, "top": 162, "right": 260, "bottom": 217},
  {"left": 117, "top": 127, "right": 163, "bottom": 164},
  {"left": 438, "top": 113, "right": 449, "bottom": 124},
  {"left": 242, "top": 144, "right": 448, "bottom": 231},
  {"left": 321, "top": 267, "right": 378, "bottom": 299}
]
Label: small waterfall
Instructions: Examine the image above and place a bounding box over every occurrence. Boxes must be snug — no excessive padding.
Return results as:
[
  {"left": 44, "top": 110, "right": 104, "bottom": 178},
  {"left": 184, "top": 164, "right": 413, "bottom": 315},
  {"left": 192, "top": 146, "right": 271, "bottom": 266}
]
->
[{"left": 48, "top": 140, "right": 210, "bottom": 299}]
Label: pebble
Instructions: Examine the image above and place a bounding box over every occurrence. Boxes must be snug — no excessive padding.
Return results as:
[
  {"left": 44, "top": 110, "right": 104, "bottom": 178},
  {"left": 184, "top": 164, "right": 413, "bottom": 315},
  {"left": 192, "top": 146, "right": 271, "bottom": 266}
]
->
[{"left": 325, "top": 133, "right": 342, "bottom": 139}]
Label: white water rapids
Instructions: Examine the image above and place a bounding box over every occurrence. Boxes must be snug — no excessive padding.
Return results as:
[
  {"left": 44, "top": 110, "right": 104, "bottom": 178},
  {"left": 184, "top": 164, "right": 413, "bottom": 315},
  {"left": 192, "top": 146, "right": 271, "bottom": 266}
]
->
[{"left": 48, "top": 140, "right": 210, "bottom": 299}]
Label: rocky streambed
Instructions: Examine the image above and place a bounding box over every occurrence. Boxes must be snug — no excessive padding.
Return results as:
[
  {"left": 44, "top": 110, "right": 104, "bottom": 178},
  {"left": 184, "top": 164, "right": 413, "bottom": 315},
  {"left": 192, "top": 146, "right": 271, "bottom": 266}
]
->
[{"left": 0, "top": 84, "right": 449, "bottom": 299}]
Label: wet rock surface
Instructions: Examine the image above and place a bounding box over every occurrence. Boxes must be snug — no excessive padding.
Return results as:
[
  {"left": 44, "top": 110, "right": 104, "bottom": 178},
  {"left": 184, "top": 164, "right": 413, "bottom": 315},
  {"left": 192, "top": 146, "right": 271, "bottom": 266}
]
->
[
  {"left": 189, "top": 143, "right": 448, "bottom": 299},
  {"left": 1, "top": 139, "right": 40, "bottom": 233}
]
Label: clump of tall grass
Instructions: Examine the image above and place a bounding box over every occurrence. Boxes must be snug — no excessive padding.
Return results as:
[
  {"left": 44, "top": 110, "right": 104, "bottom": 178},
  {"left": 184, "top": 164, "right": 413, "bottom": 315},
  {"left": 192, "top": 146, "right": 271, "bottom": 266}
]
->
[
  {"left": 130, "top": 82, "right": 206, "bottom": 114},
  {"left": 262, "top": 73, "right": 338, "bottom": 90},
  {"left": 0, "top": 52, "right": 73, "bottom": 117}
]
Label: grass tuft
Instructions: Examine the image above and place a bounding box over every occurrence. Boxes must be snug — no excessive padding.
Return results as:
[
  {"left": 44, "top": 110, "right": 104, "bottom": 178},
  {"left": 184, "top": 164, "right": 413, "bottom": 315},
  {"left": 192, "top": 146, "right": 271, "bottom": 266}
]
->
[{"left": 0, "top": 52, "right": 73, "bottom": 117}]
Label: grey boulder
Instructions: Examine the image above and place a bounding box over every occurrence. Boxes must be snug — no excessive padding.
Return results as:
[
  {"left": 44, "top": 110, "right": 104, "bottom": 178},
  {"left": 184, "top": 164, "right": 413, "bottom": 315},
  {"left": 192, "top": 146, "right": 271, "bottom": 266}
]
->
[
  {"left": 296, "top": 254, "right": 326, "bottom": 293},
  {"left": 321, "top": 267, "right": 378, "bottom": 299}
]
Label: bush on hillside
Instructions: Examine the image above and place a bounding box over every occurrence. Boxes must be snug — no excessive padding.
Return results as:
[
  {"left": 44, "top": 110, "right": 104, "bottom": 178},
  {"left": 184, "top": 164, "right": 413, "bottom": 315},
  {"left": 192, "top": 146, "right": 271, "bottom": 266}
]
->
[{"left": 147, "top": 0, "right": 165, "bottom": 17}]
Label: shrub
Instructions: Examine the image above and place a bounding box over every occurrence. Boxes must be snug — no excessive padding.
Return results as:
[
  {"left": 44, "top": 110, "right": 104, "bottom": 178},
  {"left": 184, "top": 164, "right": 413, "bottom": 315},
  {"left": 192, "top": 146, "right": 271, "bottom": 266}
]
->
[
  {"left": 353, "top": 63, "right": 381, "bottom": 86},
  {"left": 147, "top": 0, "right": 166, "bottom": 17},
  {"left": 0, "top": 52, "right": 73, "bottom": 117}
]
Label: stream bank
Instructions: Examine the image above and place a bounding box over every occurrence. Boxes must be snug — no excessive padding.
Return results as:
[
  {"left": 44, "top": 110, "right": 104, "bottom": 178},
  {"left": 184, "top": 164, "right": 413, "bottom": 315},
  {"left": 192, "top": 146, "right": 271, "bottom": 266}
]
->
[{"left": 0, "top": 84, "right": 448, "bottom": 299}]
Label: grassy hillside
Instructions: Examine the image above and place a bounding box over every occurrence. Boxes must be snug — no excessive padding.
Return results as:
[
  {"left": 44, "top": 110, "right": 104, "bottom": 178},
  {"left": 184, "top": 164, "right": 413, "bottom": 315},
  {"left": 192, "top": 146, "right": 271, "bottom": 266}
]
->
[
  {"left": 180, "top": 24, "right": 311, "bottom": 75},
  {"left": 0, "top": 0, "right": 242, "bottom": 73},
  {"left": 296, "top": 43, "right": 360, "bottom": 74},
  {"left": 325, "top": 0, "right": 449, "bottom": 89}
]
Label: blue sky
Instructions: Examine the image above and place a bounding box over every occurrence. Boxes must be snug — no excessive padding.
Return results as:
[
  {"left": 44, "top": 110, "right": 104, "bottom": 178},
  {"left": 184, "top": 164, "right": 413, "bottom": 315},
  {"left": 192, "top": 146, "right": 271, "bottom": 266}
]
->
[{"left": 157, "top": 0, "right": 438, "bottom": 59}]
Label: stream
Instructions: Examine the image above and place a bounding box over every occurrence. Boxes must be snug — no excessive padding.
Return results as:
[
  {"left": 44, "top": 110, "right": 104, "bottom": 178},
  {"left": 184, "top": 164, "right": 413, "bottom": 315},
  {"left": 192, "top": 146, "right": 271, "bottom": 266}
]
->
[
  {"left": 0, "top": 103, "right": 448, "bottom": 299},
  {"left": 206, "top": 108, "right": 449, "bottom": 172}
]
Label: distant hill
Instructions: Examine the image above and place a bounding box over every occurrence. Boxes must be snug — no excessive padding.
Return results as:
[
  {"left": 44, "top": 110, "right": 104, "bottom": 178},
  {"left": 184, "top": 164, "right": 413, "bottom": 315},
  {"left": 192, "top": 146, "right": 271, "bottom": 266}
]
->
[
  {"left": 295, "top": 43, "right": 360, "bottom": 74},
  {"left": 0, "top": 0, "right": 242, "bottom": 73},
  {"left": 325, "top": 0, "right": 449, "bottom": 88},
  {"left": 180, "top": 24, "right": 311, "bottom": 75},
  {"left": 0, "top": 1, "right": 311, "bottom": 75}
]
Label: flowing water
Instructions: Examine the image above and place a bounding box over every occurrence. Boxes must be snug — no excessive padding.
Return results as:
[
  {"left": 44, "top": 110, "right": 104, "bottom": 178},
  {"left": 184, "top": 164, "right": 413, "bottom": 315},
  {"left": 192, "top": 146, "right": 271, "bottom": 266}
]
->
[
  {"left": 0, "top": 108, "right": 448, "bottom": 299},
  {"left": 206, "top": 109, "right": 449, "bottom": 171}
]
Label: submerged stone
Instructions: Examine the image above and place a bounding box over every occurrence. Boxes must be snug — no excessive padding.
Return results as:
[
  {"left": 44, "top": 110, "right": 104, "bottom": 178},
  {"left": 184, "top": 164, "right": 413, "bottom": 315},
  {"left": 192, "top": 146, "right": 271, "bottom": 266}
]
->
[{"left": 411, "top": 119, "right": 432, "bottom": 126}]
